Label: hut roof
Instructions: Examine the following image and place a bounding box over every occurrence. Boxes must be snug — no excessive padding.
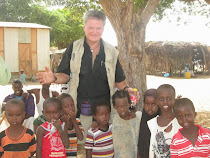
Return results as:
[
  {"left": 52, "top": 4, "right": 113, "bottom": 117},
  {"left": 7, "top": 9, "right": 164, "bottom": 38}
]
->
[
  {"left": 145, "top": 41, "right": 209, "bottom": 75},
  {"left": 0, "top": 21, "right": 51, "bottom": 29}
]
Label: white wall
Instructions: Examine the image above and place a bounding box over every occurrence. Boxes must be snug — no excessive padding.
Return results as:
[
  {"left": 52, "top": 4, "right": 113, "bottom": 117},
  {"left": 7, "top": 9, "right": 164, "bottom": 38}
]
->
[
  {"left": 37, "top": 29, "right": 50, "bottom": 70},
  {"left": 4, "top": 28, "right": 19, "bottom": 72}
]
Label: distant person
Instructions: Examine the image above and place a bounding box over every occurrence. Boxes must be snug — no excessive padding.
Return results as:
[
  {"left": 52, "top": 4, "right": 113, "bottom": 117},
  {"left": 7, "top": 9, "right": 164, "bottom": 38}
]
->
[
  {"left": 112, "top": 90, "right": 142, "bottom": 158},
  {"left": 36, "top": 97, "right": 69, "bottom": 158},
  {"left": 171, "top": 98, "right": 210, "bottom": 157},
  {"left": 36, "top": 10, "right": 140, "bottom": 143},
  {"left": 1, "top": 79, "right": 35, "bottom": 131},
  {"left": 138, "top": 89, "right": 161, "bottom": 158},
  {"left": 0, "top": 99, "right": 36, "bottom": 157},
  {"left": 85, "top": 100, "right": 114, "bottom": 158},
  {"left": 147, "top": 84, "right": 181, "bottom": 158},
  {"left": 28, "top": 83, "right": 59, "bottom": 116},
  {"left": 20, "top": 70, "right": 27, "bottom": 86},
  {"left": 0, "top": 56, "right": 11, "bottom": 86}
]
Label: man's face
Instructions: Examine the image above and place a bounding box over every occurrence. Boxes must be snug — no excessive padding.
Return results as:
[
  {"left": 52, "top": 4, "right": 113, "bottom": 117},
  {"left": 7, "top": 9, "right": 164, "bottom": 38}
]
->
[
  {"left": 83, "top": 18, "right": 104, "bottom": 43},
  {"left": 12, "top": 83, "right": 23, "bottom": 96}
]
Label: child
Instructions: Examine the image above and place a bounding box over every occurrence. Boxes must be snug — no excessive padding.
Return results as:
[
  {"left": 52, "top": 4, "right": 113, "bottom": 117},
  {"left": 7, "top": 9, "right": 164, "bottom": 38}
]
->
[
  {"left": 0, "top": 98, "right": 36, "bottom": 157},
  {"left": 171, "top": 98, "right": 210, "bottom": 157},
  {"left": 58, "top": 93, "right": 84, "bottom": 158},
  {"left": 20, "top": 70, "right": 27, "bottom": 86},
  {"left": 138, "top": 89, "right": 161, "bottom": 158},
  {"left": 112, "top": 90, "right": 142, "bottom": 158},
  {"left": 147, "top": 84, "right": 181, "bottom": 158},
  {"left": 85, "top": 100, "right": 114, "bottom": 158},
  {"left": 36, "top": 97, "right": 70, "bottom": 158}
]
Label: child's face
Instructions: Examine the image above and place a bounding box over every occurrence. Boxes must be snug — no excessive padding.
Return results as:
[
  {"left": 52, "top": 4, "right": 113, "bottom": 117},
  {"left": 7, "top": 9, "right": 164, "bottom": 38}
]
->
[
  {"left": 175, "top": 105, "right": 196, "bottom": 129},
  {"left": 114, "top": 97, "right": 130, "bottom": 119},
  {"left": 144, "top": 96, "right": 158, "bottom": 115},
  {"left": 93, "top": 105, "right": 110, "bottom": 127},
  {"left": 6, "top": 104, "right": 25, "bottom": 127},
  {"left": 43, "top": 104, "right": 61, "bottom": 122},
  {"left": 61, "top": 97, "right": 75, "bottom": 115},
  {"left": 12, "top": 83, "right": 23, "bottom": 96},
  {"left": 157, "top": 88, "right": 175, "bottom": 113}
]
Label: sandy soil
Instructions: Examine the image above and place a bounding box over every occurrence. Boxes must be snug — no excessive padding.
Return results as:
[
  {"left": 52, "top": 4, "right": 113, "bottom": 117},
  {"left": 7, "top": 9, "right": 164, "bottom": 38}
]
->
[{"left": 1, "top": 75, "right": 210, "bottom": 157}]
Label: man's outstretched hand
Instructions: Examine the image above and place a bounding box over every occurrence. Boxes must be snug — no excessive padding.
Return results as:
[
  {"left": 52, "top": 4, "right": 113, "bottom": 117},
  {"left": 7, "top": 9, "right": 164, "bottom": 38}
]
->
[{"left": 36, "top": 67, "right": 55, "bottom": 85}]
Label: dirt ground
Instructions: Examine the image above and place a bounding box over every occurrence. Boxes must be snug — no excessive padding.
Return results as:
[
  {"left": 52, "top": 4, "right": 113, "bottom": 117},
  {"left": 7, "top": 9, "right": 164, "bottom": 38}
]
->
[{"left": 1, "top": 75, "right": 210, "bottom": 157}]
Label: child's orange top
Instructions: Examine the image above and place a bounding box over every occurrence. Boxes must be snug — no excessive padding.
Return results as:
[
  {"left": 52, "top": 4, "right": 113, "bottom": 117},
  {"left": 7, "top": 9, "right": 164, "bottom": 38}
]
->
[{"left": 0, "top": 127, "right": 36, "bottom": 158}]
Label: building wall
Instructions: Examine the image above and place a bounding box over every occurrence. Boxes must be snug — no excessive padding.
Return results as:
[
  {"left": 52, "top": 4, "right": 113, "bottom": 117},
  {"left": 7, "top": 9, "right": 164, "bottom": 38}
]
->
[
  {"left": 37, "top": 29, "right": 50, "bottom": 70},
  {"left": 0, "top": 28, "right": 4, "bottom": 59},
  {"left": 4, "top": 28, "right": 19, "bottom": 72}
]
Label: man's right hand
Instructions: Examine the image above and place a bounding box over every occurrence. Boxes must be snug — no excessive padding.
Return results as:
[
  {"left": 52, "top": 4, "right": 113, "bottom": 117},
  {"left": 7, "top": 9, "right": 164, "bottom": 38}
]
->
[{"left": 36, "top": 67, "right": 55, "bottom": 85}]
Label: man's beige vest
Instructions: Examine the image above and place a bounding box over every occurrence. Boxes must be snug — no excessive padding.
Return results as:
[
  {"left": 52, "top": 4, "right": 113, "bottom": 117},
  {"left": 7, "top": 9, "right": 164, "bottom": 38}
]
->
[{"left": 68, "top": 37, "right": 119, "bottom": 113}]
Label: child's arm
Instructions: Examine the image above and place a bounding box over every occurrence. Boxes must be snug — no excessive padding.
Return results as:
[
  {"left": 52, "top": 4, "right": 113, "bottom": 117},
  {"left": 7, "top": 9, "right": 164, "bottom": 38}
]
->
[
  {"left": 53, "top": 120, "right": 70, "bottom": 148},
  {"left": 86, "top": 149, "right": 92, "bottom": 158},
  {"left": 36, "top": 126, "right": 46, "bottom": 158},
  {"left": 68, "top": 111, "right": 84, "bottom": 141},
  {"left": 72, "top": 119, "right": 84, "bottom": 140}
]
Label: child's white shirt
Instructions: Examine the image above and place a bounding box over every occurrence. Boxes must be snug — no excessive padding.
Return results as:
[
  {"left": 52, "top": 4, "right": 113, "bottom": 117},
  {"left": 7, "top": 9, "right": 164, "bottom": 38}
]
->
[{"left": 147, "top": 116, "right": 181, "bottom": 158}]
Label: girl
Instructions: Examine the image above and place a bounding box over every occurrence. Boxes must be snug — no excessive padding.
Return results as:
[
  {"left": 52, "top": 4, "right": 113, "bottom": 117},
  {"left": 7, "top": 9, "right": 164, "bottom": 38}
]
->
[
  {"left": 36, "top": 97, "right": 69, "bottom": 158},
  {"left": 58, "top": 93, "right": 84, "bottom": 158},
  {"left": 138, "top": 89, "right": 161, "bottom": 158},
  {"left": 112, "top": 90, "right": 142, "bottom": 158},
  {"left": 147, "top": 84, "right": 181, "bottom": 158}
]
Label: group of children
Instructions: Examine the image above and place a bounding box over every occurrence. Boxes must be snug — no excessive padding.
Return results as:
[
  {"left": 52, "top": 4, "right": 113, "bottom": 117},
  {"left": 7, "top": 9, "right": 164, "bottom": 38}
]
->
[{"left": 0, "top": 84, "right": 210, "bottom": 157}]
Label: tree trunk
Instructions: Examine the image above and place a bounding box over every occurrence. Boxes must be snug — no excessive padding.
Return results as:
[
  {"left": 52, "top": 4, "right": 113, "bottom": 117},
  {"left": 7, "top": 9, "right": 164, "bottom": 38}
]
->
[{"left": 99, "top": 0, "right": 160, "bottom": 110}]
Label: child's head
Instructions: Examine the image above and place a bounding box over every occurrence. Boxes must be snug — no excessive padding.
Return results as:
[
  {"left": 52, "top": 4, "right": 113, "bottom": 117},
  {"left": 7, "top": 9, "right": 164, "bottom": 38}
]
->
[
  {"left": 173, "top": 98, "right": 196, "bottom": 129},
  {"left": 12, "top": 79, "right": 23, "bottom": 96},
  {"left": 92, "top": 100, "right": 110, "bottom": 126},
  {"left": 144, "top": 89, "right": 158, "bottom": 116},
  {"left": 112, "top": 90, "right": 131, "bottom": 119},
  {"left": 43, "top": 97, "right": 62, "bottom": 122},
  {"left": 5, "top": 98, "right": 25, "bottom": 126},
  {"left": 20, "top": 70, "right": 24, "bottom": 74},
  {"left": 157, "top": 84, "right": 175, "bottom": 113},
  {"left": 57, "top": 93, "right": 75, "bottom": 115}
]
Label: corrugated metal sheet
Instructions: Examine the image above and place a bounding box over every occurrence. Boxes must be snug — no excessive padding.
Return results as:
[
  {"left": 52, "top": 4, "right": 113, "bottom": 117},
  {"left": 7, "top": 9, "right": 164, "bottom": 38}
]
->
[
  {"left": 0, "top": 22, "right": 51, "bottom": 29},
  {"left": 4, "top": 28, "right": 19, "bottom": 72},
  {"left": 37, "top": 29, "right": 50, "bottom": 70}
]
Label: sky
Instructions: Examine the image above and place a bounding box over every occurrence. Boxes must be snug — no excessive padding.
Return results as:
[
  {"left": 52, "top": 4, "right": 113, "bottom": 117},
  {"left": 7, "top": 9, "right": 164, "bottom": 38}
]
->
[{"left": 102, "top": 0, "right": 210, "bottom": 46}]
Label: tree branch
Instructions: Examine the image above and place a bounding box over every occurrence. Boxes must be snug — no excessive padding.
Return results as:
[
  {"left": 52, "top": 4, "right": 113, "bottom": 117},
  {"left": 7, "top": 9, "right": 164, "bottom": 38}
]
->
[{"left": 139, "top": 0, "right": 160, "bottom": 26}]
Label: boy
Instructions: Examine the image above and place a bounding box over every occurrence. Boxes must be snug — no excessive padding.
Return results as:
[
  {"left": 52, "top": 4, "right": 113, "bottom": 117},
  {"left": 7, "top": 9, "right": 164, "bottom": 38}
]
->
[
  {"left": 171, "top": 98, "right": 210, "bottom": 157},
  {"left": 85, "top": 101, "right": 114, "bottom": 158},
  {"left": 0, "top": 99, "right": 36, "bottom": 157},
  {"left": 1, "top": 79, "right": 35, "bottom": 131},
  {"left": 20, "top": 70, "right": 27, "bottom": 86}
]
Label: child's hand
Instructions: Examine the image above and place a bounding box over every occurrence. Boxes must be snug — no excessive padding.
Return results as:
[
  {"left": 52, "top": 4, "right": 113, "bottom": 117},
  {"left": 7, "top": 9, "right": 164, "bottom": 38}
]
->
[
  {"left": 91, "top": 121, "right": 99, "bottom": 130},
  {"left": 60, "top": 114, "right": 70, "bottom": 123},
  {"left": 68, "top": 111, "right": 76, "bottom": 122},
  {"left": 52, "top": 120, "right": 62, "bottom": 131}
]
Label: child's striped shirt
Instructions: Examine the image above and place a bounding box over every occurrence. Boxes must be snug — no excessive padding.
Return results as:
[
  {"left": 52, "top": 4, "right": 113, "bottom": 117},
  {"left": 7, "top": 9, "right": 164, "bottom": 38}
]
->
[
  {"left": 66, "top": 118, "right": 84, "bottom": 158},
  {"left": 0, "top": 127, "right": 36, "bottom": 157},
  {"left": 85, "top": 124, "right": 114, "bottom": 158},
  {"left": 171, "top": 125, "right": 210, "bottom": 158}
]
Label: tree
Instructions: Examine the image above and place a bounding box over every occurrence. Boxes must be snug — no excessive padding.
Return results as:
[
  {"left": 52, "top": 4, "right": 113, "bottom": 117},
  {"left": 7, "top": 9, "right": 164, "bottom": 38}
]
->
[{"left": 97, "top": 0, "right": 209, "bottom": 109}]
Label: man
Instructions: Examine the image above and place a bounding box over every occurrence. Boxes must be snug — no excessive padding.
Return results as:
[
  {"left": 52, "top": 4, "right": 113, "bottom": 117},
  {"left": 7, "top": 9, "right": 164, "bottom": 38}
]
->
[
  {"left": 1, "top": 79, "right": 35, "bottom": 131},
  {"left": 28, "top": 84, "right": 59, "bottom": 116},
  {"left": 37, "top": 10, "right": 139, "bottom": 143}
]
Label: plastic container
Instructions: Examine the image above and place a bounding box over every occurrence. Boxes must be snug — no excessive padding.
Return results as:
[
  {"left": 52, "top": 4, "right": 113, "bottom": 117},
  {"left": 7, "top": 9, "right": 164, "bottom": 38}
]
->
[
  {"left": 185, "top": 72, "right": 191, "bottom": 79},
  {"left": 130, "top": 88, "right": 137, "bottom": 107}
]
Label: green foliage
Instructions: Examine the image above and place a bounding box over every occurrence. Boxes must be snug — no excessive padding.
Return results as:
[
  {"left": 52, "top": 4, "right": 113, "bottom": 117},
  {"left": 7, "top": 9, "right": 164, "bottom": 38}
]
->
[{"left": 0, "top": 0, "right": 32, "bottom": 21}]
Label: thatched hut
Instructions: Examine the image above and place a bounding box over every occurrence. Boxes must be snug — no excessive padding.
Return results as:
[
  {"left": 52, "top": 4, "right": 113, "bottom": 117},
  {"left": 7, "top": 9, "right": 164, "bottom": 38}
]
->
[{"left": 145, "top": 41, "right": 210, "bottom": 76}]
